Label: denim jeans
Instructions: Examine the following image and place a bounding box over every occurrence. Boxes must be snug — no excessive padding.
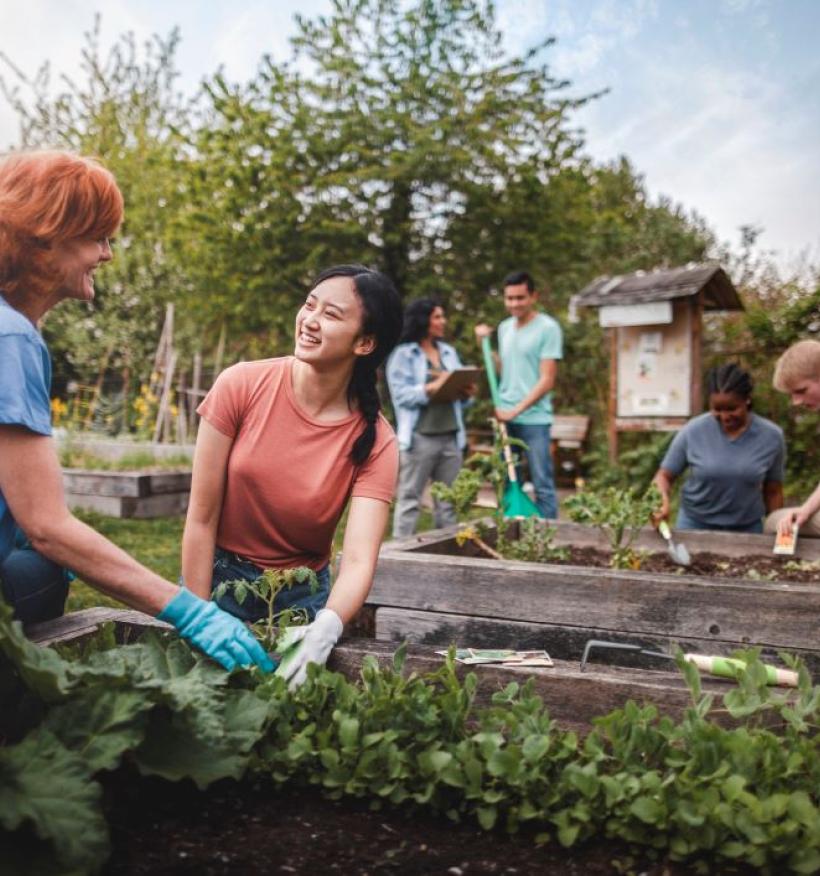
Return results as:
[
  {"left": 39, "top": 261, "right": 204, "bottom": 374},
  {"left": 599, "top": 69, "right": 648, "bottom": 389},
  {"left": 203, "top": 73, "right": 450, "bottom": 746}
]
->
[
  {"left": 505, "top": 422, "right": 557, "bottom": 519},
  {"left": 0, "top": 540, "right": 70, "bottom": 624},
  {"left": 211, "top": 546, "right": 330, "bottom": 623},
  {"left": 393, "top": 432, "right": 463, "bottom": 537},
  {"left": 676, "top": 506, "right": 763, "bottom": 534}
]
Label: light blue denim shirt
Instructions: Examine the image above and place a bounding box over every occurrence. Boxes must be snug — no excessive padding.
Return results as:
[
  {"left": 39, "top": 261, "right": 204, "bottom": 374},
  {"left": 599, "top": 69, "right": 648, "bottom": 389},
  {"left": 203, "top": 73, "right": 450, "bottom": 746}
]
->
[{"left": 385, "top": 341, "right": 468, "bottom": 451}]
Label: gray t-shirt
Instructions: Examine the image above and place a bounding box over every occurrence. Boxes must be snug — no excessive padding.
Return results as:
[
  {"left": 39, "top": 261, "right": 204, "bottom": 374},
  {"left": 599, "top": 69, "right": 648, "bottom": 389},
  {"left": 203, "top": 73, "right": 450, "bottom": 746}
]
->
[{"left": 660, "top": 412, "right": 785, "bottom": 528}]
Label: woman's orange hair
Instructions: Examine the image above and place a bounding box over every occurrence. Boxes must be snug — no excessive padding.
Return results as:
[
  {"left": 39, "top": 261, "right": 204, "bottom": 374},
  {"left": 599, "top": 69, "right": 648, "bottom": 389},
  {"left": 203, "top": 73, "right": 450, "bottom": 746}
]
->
[{"left": 0, "top": 150, "right": 124, "bottom": 300}]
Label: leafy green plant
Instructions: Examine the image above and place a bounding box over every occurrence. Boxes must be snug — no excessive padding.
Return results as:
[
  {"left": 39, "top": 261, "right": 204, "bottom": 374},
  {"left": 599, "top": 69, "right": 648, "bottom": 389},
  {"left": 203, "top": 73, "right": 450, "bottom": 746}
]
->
[
  {"left": 432, "top": 434, "right": 568, "bottom": 564},
  {"left": 564, "top": 485, "right": 660, "bottom": 569},
  {"left": 213, "top": 567, "right": 318, "bottom": 651},
  {"left": 0, "top": 598, "right": 818, "bottom": 874}
]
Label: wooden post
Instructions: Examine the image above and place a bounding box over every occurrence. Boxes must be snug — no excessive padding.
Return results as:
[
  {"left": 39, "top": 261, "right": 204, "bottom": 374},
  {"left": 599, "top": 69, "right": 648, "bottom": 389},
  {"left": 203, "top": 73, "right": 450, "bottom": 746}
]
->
[
  {"left": 188, "top": 350, "right": 202, "bottom": 435},
  {"left": 690, "top": 293, "right": 704, "bottom": 415},
  {"left": 153, "top": 350, "right": 177, "bottom": 443},
  {"left": 213, "top": 322, "right": 226, "bottom": 380},
  {"left": 607, "top": 328, "right": 618, "bottom": 464}
]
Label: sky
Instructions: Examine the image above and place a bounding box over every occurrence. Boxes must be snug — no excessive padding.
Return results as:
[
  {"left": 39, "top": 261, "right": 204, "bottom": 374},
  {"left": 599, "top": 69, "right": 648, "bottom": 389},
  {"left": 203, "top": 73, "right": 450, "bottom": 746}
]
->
[{"left": 1, "top": 0, "right": 818, "bottom": 272}]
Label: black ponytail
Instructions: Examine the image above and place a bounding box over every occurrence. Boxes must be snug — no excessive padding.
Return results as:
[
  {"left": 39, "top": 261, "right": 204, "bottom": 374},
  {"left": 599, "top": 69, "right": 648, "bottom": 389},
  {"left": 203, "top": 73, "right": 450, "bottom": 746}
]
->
[{"left": 308, "top": 264, "right": 403, "bottom": 465}]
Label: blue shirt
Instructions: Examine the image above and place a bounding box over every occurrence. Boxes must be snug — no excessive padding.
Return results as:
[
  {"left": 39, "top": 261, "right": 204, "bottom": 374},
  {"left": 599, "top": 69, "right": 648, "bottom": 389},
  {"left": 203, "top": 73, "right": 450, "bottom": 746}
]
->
[
  {"left": 498, "top": 312, "right": 563, "bottom": 425},
  {"left": 660, "top": 412, "right": 785, "bottom": 529},
  {"left": 385, "top": 341, "right": 468, "bottom": 451},
  {"left": 0, "top": 296, "right": 53, "bottom": 563}
]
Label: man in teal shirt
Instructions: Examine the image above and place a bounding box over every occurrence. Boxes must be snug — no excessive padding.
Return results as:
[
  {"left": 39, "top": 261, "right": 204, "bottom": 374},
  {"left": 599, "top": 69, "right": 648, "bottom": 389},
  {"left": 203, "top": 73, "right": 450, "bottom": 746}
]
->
[{"left": 475, "top": 271, "right": 563, "bottom": 518}]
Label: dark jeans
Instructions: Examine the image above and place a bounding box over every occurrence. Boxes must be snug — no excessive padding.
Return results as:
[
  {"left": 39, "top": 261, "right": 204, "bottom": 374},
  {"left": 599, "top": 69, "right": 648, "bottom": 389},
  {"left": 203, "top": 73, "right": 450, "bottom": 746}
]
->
[
  {"left": 211, "top": 546, "right": 330, "bottom": 623},
  {"left": 0, "top": 540, "right": 70, "bottom": 624},
  {"left": 506, "top": 422, "right": 558, "bottom": 519}
]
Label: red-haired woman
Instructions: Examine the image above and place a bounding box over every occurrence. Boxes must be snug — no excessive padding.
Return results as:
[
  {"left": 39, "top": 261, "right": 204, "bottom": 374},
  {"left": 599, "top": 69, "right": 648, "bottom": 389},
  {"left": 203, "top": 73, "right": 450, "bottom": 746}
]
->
[{"left": 0, "top": 150, "right": 271, "bottom": 671}]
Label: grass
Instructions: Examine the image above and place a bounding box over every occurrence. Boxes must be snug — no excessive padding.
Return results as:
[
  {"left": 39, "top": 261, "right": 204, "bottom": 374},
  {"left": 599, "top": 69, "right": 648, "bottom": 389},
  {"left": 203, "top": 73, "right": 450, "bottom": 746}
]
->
[{"left": 66, "top": 509, "right": 185, "bottom": 612}]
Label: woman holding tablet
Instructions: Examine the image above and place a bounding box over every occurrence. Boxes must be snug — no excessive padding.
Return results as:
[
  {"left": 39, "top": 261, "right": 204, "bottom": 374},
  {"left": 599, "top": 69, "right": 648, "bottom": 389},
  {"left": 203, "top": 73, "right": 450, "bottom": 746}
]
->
[{"left": 386, "top": 298, "right": 475, "bottom": 537}]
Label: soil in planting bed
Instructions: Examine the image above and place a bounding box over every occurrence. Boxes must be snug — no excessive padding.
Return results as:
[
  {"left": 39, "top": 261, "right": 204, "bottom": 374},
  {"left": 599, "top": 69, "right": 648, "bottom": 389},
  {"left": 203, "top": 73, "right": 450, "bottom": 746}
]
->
[
  {"left": 456, "top": 541, "right": 820, "bottom": 583},
  {"left": 97, "top": 769, "right": 758, "bottom": 876}
]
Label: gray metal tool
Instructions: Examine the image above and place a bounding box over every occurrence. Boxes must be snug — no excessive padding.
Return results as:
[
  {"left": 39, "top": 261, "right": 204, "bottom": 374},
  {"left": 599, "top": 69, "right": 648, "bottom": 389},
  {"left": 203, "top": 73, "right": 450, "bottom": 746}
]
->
[{"left": 658, "top": 520, "right": 691, "bottom": 566}]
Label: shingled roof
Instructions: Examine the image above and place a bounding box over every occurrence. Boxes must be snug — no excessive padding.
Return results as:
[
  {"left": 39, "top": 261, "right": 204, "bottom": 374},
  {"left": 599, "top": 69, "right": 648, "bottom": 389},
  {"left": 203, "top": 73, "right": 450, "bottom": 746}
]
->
[{"left": 574, "top": 263, "right": 743, "bottom": 311}]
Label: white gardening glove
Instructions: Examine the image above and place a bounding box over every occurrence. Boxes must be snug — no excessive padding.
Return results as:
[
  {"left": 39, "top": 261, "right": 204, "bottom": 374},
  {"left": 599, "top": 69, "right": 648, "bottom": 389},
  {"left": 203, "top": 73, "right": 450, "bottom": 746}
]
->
[{"left": 274, "top": 608, "right": 343, "bottom": 689}]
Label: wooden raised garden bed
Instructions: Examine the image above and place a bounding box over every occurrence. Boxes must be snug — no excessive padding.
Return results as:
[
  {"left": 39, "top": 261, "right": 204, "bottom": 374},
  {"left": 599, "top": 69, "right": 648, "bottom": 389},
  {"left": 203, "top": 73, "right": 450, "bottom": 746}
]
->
[
  {"left": 27, "top": 607, "right": 739, "bottom": 734},
  {"left": 62, "top": 468, "right": 192, "bottom": 518},
  {"left": 370, "top": 521, "right": 820, "bottom": 675}
]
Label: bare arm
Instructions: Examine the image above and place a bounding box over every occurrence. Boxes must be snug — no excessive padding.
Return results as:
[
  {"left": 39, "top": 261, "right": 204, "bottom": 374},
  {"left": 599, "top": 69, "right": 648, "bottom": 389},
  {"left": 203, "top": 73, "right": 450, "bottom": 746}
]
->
[
  {"left": 496, "top": 358, "right": 557, "bottom": 422},
  {"left": 652, "top": 467, "right": 677, "bottom": 523},
  {"left": 181, "top": 419, "right": 232, "bottom": 599},
  {"left": 326, "top": 496, "right": 390, "bottom": 624},
  {"left": 763, "top": 481, "right": 784, "bottom": 515},
  {"left": 777, "top": 480, "right": 820, "bottom": 535},
  {"left": 0, "top": 425, "right": 177, "bottom": 614}
]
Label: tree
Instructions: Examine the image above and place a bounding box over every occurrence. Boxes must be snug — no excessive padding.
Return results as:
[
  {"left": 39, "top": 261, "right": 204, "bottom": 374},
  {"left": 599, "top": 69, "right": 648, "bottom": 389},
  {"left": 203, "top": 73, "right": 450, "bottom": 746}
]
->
[{"left": 1, "top": 17, "right": 193, "bottom": 410}]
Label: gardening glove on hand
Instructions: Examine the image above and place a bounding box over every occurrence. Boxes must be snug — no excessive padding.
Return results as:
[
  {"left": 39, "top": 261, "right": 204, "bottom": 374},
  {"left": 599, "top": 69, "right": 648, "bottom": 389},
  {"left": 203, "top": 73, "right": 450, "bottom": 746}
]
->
[
  {"left": 158, "top": 587, "right": 274, "bottom": 673},
  {"left": 275, "top": 608, "right": 343, "bottom": 690}
]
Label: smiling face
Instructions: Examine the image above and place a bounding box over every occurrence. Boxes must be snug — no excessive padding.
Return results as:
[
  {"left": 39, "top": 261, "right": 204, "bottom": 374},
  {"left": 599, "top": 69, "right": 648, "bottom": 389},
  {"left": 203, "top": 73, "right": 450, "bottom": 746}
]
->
[
  {"left": 787, "top": 377, "right": 820, "bottom": 411},
  {"left": 427, "top": 306, "right": 446, "bottom": 340},
  {"left": 503, "top": 282, "right": 537, "bottom": 322},
  {"left": 49, "top": 237, "right": 113, "bottom": 302},
  {"left": 294, "top": 275, "right": 374, "bottom": 366},
  {"left": 709, "top": 390, "right": 750, "bottom": 434}
]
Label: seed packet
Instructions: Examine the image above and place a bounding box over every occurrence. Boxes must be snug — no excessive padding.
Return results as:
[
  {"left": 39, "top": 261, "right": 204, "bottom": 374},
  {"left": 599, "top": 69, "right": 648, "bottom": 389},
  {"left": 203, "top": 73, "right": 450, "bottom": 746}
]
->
[
  {"left": 773, "top": 525, "right": 798, "bottom": 556},
  {"left": 436, "top": 648, "right": 553, "bottom": 667}
]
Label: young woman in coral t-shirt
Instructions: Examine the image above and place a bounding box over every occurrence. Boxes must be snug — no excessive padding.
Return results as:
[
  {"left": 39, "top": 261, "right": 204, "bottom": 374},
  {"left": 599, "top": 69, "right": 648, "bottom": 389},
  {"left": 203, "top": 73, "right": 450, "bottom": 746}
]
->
[{"left": 181, "top": 265, "right": 403, "bottom": 686}]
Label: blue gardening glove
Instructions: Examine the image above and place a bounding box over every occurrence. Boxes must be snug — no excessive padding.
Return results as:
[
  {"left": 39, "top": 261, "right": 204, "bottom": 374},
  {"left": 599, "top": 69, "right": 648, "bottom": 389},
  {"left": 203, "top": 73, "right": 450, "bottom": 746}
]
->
[
  {"left": 158, "top": 588, "right": 274, "bottom": 672},
  {"left": 274, "top": 608, "right": 343, "bottom": 689}
]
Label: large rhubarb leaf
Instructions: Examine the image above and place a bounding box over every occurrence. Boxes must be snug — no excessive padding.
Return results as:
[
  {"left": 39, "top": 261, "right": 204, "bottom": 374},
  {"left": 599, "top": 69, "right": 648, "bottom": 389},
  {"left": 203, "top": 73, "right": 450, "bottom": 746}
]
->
[
  {"left": 42, "top": 688, "right": 152, "bottom": 773},
  {"left": 0, "top": 599, "right": 73, "bottom": 702},
  {"left": 135, "top": 688, "right": 269, "bottom": 788},
  {"left": 0, "top": 729, "right": 108, "bottom": 871}
]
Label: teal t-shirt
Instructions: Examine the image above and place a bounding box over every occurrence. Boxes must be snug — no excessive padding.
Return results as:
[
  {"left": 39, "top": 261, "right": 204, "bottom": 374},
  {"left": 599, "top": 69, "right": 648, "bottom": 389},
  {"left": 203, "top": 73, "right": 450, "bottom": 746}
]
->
[{"left": 498, "top": 312, "right": 563, "bottom": 425}]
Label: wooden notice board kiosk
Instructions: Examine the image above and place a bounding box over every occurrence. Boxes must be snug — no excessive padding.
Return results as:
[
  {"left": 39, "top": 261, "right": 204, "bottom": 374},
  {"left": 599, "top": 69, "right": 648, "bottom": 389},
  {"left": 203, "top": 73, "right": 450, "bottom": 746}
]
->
[{"left": 573, "top": 264, "right": 743, "bottom": 461}]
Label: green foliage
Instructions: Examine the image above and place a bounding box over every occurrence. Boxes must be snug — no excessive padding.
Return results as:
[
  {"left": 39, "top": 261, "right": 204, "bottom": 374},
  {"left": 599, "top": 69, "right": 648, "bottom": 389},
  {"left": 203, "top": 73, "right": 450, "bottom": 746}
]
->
[
  {"left": 1, "top": 597, "right": 819, "bottom": 874},
  {"left": 213, "top": 567, "right": 319, "bottom": 651},
  {"left": 432, "top": 433, "right": 567, "bottom": 563},
  {"left": 565, "top": 485, "right": 660, "bottom": 569},
  {"left": 58, "top": 448, "right": 191, "bottom": 471}
]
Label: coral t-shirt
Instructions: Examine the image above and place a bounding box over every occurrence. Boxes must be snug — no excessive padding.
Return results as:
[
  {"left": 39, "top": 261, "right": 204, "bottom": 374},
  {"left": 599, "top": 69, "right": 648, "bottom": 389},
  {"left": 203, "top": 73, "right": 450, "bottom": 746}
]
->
[{"left": 197, "top": 357, "right": 398, "bottom": 570}]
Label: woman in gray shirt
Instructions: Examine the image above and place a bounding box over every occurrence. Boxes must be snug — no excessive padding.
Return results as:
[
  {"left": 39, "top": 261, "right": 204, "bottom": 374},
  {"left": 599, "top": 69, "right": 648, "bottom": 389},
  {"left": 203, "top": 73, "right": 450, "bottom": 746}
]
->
[{"left": 652, "top": 364, "right": 785, "bottom": 532}]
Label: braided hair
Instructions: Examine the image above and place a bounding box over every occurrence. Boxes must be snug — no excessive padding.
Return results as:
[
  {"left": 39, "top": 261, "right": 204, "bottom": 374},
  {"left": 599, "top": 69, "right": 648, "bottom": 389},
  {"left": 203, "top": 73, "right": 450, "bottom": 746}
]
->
[
  {"left": 706, "top": 363, "right": 754, "bottom": 403},
  {"left": 307, "top": 265, "right": 403, "bottom": 465}
]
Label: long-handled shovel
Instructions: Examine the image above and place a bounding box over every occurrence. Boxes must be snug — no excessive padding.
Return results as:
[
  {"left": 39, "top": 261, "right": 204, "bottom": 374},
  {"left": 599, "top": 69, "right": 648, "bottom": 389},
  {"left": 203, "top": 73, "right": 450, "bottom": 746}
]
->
[{"left": 481, "top": 336, "right": 541, "bottom": 519}]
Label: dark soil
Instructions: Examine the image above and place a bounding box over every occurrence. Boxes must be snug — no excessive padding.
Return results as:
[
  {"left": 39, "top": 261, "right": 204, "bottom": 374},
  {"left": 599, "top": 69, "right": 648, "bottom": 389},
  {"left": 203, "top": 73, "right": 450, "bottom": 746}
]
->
[
  {"left": 99, "top": 770, "right": 756, "bottom": 876},
  {"left": 554, "top": 546, "right": 820, "bottom": 583}
]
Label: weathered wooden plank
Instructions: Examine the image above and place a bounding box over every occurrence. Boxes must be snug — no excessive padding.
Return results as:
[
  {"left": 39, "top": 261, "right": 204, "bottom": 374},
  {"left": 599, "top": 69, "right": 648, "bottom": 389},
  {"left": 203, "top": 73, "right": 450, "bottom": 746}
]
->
[
  {"left": 145, "top": 471, "right": 192, "bottom": 494},
  {"left": 65, "top": 490, "right": 189, "bottom": 518},
  {"left": 62, "top": 469, "right": 149, "bottom": 498},
  {"left": 370, "top": 552, "right": 820, "bottom": 650},
  {"left": 382, "top": 520, "right": 820, "bottom": 562},
  {"left": 25, "top": 610, "right": 767, "bottom": 733},
  {"left": 326, "top": 639, "right": 741, "bottom": 732},
  {"left": 27, "top": 607, "right": 170, "bottom": 646},
  {"left": 374, "top": 607, "right": 820, "bottom": 675}
]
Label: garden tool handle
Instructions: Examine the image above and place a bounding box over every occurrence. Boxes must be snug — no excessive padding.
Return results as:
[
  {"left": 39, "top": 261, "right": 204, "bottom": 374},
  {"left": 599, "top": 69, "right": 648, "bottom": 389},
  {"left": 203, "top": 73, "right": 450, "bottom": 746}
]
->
[
  {"left": 481, "top": 336, "right": 501, "bottom": 408},
  {"left": 496, "top": 420, "right": 519, "bottom": 483},
  {"left": 683, "top": 653, "right": 799, "bottom": 687}
]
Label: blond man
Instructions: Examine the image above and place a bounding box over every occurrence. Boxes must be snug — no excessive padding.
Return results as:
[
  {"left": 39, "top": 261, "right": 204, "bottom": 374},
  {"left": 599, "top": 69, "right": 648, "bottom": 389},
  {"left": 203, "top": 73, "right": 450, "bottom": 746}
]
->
[{"left": 765, "top": 340, "right": 820, "bottom": 537}]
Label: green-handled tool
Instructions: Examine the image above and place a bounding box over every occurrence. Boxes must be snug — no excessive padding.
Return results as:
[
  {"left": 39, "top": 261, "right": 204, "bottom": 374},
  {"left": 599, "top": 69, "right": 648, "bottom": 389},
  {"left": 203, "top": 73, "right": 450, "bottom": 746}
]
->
[
  {"left": 580, "top": 639, "right": 799, "bottom": 687},
  {"left": 480, "top": 335, "right": 541, "bottom": 519}
]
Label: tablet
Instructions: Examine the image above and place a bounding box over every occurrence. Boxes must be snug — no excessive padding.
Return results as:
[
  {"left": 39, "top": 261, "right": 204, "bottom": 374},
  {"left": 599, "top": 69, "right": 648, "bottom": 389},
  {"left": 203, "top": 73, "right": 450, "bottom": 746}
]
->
[{"left": 427, "top": 367, "right": 483, "bottom": 403}]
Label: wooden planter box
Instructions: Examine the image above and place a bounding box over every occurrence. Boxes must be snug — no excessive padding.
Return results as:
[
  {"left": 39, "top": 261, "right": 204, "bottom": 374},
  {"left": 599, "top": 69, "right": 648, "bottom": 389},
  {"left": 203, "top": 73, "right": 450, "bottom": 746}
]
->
[
  {"left": 62, "top": 468, "right": 192, "bottom": 518},
  {"left": 370, "top": 521, "right": 820, "bottom": 675},
  {"left": 27, "top": 608, "right": 750, "bottom": 734}
]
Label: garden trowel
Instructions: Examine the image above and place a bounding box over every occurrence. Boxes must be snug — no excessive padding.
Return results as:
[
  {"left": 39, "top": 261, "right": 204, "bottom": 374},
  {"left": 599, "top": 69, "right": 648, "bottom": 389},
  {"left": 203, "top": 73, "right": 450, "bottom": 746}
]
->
[{"left": 658, "top": 520, "right": 691, "bottom": 566}]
